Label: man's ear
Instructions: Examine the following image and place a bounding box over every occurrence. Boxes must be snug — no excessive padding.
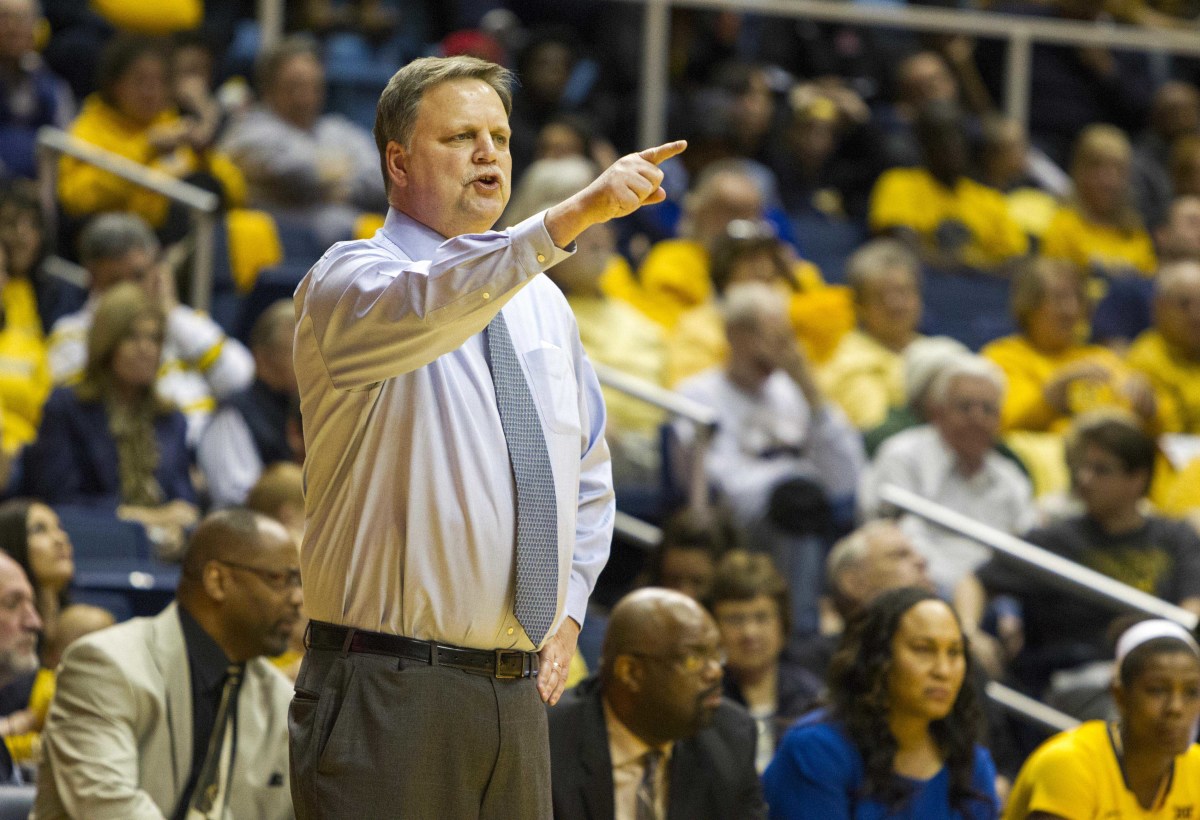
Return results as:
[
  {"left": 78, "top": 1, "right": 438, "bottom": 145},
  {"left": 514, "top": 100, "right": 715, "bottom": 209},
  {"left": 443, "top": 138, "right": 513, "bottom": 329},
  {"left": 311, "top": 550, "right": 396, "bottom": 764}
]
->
[
  {"left": 615, "top": 655, "right": 644, "bottom": 693},
  {"left": 385, "top": 141, "right": 408, "bottom": 190},
  {"left": 203, "top": 561, "right": 228, "bottom": 602}
]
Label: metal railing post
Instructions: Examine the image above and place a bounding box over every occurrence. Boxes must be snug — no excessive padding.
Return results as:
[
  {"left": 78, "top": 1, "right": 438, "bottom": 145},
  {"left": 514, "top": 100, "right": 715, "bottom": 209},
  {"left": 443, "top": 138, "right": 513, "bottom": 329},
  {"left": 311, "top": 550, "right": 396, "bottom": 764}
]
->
[
  {"left": 640, "top": 0, "right": 671, "bottom": 149},
  {"left": 1005, "top": 28, "right": 1033, "bottom": 128},
  {"left": 258, "top": 0, "right": 285, "bottom": 52},
  {"left": 36, "top": 128, "right": 221, "bottom": 312}
]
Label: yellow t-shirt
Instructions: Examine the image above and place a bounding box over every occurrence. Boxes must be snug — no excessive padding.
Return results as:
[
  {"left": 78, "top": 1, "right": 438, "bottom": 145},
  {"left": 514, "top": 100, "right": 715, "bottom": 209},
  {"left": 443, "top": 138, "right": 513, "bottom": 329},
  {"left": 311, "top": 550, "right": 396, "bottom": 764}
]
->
[
  {"left": 1041, "top": 207, "right": 1157, "bottom": 277},
  {"left": 815, "top": 329, "right": 911, "bottom": 430},
  {"left": 869, "top": 167, "right": 1030, "bottom": 267},
  {"left": 2, "top": 278, "right": 43, "bottom": 338},
  {"left": 981, "top": 334, "right": 1176, "bottom": 434},
  {"left": 1127, "top": 330, "right": 1200, "bottom": 435},
  {"left": 60, "top": 95, "right": 246, "bottom": 229},
  {"left": 0, "top": 324, "right": 50, "bottom": 452},
  {"left": 1005, "top": 720, "right": 1200, "bottom": 820},
  {"left": 628, "top": 238, "right": 827, "bottom": 331},
  {"left": 568, "top": 274, "right": 668, "bottom": 437}
]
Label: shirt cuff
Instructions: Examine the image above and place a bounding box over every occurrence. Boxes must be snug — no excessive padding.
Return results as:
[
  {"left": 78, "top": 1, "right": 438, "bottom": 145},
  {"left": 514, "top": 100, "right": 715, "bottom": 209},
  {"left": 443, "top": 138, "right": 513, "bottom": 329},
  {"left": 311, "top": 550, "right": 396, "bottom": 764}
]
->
[
  {"left": 565, "top": 577, "right": 589, "bottom": 631},
  {"left": 507, "top": 210, "right": 575, "bottom": 272}
]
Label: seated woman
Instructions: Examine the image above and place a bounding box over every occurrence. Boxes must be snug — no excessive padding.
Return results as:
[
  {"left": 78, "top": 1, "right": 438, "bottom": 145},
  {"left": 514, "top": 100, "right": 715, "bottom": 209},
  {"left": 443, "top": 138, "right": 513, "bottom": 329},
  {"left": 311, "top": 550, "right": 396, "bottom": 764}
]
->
[
  {"left": 57, "top": 35, "right": 245, "bottom": 238},
  {"left": 708, "top": 550, "right": 822, "bottom": 773},
  {"left": 764, "top": 586, "right": 999, "bottom": 819},
  {"left": 23, "top": 283, "right": 198, "bottom": 557},
  {"left": 1041, "top": 125, "right": 1156, "bottom": 279},
  {"left": 1004, "top": 619, "right": 1200, "bottom": 819},
  {"left": 982, "top": 258, "right": 1171, "bottom": 493},
  {"left": 0, "top": 499, "right": 73, "bottom": 647}
]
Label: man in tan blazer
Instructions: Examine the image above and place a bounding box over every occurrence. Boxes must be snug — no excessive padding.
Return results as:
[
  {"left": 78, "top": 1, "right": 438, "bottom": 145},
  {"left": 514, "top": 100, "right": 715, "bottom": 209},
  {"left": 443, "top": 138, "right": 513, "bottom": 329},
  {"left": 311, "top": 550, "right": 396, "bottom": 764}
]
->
[{"left": 33, "top": 509, "right": 302, "bottom": 819}]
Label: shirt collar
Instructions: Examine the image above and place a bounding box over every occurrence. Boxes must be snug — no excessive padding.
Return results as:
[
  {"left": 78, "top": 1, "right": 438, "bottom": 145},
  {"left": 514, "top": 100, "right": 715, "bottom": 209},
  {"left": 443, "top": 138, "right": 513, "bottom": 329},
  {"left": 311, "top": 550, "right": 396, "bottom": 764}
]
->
[
  {"left": 381, "top": 208, "right": 453, "bottom": 264},
  {"left": 177, "top": 606, "right": 234, "bottom": 695},
  {"left": 602, "top": 697, "right": 673, "bottom": 769}
]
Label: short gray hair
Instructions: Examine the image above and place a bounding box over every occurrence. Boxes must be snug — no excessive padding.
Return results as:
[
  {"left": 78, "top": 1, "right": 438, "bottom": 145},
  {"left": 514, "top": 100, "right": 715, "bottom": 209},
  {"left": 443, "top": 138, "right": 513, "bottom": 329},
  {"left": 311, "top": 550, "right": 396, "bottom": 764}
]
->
[
  {"left": 926, "top": 354, "right": 1006, "bottom": 408},
  {"left": 78, "top": 212, "right": 158, "bottom": 267},
  {"left": 373, "top": 56, "right": 515, "bottom": 189},
  {"left": 845, "top": 238, "right": 920, "bottom": 304},
  {"left": 825, "top": 520, "right": 899, "bottom": 589},
  {"left": 719, "top": 281, "right": 787, "bottom": 333}
]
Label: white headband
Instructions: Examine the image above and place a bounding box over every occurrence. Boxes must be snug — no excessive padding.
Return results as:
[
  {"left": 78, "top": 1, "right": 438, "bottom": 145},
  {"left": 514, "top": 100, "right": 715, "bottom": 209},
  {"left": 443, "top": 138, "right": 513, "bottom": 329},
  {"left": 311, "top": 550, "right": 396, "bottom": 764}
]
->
[{"left": 1115, "top": 619, "right": 1200, "bottom": 669}]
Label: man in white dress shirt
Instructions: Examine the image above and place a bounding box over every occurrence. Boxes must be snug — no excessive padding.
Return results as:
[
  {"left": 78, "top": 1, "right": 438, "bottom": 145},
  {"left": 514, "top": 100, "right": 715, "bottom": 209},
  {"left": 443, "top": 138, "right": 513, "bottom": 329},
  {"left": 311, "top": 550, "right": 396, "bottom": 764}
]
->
[
  {"left": 858, "top": 354, "right": 1036, "bottom": 595},
  {"left": 289, "top": 54, "right": 685, "bottom": 818}
]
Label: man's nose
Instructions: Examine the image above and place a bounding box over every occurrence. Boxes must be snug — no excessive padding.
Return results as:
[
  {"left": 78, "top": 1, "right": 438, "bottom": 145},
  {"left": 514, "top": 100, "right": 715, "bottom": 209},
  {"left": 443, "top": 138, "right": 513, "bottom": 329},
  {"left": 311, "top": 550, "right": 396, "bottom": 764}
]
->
[{"left": 474, "top": 133, "right": 499, "bottom": 161}]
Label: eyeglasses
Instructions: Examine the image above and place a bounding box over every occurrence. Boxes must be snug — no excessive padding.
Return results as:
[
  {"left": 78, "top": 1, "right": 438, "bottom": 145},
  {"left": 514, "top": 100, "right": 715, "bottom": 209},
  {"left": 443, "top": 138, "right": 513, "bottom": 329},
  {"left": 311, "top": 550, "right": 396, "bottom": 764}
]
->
[
  {"left": 629, "top": 647, "right": 726, "bottom": 674},
  {"left": 217, "top": 559, "right": 302, "bottom": 592}
]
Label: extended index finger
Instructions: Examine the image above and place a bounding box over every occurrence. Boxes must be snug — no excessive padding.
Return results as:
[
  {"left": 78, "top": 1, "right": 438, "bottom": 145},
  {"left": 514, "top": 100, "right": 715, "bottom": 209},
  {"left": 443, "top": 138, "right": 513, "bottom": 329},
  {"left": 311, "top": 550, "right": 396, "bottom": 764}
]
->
[{"left": 638, "top": 139, "right": 688, "bottom": 165}]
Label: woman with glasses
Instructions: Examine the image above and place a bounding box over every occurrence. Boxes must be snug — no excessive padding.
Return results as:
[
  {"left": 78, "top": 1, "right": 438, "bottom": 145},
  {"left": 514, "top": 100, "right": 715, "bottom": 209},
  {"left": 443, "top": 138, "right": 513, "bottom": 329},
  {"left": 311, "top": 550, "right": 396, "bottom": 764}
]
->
[
  {"left": 24, "top": 282, "right": 197, "bottom": 558},
  {"left": 763, "top": 586, "right": 999, "bottom": 819},
  {"left": 1004, "top": 618, "right": 1200, "bottom": 819},
  {"left": 707, "top": 550, "right": 822, "bottom": 773}
]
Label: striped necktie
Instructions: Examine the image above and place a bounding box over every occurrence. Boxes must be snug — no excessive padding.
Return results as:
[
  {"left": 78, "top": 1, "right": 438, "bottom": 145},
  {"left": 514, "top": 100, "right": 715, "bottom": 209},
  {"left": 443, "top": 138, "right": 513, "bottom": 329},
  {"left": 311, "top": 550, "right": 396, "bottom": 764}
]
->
[
  {"left": 635, "top": 749, "right": 663, "bottom": 820},
  {"left": 485, "top": 311, "right": 559, "bottom": 646}
]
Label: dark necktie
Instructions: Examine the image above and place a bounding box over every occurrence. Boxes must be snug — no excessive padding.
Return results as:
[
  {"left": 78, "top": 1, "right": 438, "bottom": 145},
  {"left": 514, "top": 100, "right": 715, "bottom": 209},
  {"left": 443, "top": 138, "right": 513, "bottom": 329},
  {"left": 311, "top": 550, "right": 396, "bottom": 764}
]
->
[
  {"left": 635, "top": 749, "right": 663, "bottom": 820},
  {"left": 485, "top": 311, "right": 559, "bottom": 646},
  {"left": 187, "top": 664, "right": 242, "bottom": 819}
]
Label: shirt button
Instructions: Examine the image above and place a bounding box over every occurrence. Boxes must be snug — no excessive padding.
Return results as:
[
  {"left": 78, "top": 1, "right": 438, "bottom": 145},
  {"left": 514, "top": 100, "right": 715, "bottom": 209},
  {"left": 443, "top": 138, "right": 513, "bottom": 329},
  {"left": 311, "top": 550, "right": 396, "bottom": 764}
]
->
[
  {"left": 536, "top": 253, "right": 546, "bottom": 264},
  {"left": 482, "top": 292, "right": 490, "bottom": 300},
  {"left": 507, "top": 627, "right": 514, "bottom": 635}
]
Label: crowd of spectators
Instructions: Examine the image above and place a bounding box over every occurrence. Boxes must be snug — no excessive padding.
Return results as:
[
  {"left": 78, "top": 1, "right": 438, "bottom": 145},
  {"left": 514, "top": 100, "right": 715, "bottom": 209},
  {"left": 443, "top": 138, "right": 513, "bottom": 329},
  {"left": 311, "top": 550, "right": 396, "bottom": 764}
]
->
[{"left": 0, "top": 0, "right": 1199, "bottom": 817}]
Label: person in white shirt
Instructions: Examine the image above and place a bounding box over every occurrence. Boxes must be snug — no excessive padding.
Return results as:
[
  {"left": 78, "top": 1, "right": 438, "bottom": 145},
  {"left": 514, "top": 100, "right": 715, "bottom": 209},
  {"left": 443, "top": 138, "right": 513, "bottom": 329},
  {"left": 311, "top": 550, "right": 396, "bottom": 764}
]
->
[
  {"left": 47, "top": 213, "right": 253, "bottom": 444},
  {"left": 290, "top": 54, "right": 685, "bottom": 818},
  {"left": 858, "top": 353, "right": 1037, "bottom": 596}
]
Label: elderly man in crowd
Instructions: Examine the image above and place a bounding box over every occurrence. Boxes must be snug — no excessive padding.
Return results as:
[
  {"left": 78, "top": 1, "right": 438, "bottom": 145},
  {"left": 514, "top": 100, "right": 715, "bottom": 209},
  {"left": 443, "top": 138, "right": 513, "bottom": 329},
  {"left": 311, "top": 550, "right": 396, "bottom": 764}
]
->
[
  {"left": 220, "top": 34, "right": 386, "bottom": 246},
  {"left": 33, "top": 509, "right": 300, "bottom": 819},
  {"left": 548, "top": 587, "right": 765, "bottom": 820},
  {"left": 47, "top": 212, "right": 253, "bottom": 443},
  {"left": 859, "top": 354, "right": 1037, "bottom": 597},
  {"left": 0, "top": 550, "right": 41, "bottom": 783},
  {"left": 676, "top": 282, "right": 865, "bottom": 535}
]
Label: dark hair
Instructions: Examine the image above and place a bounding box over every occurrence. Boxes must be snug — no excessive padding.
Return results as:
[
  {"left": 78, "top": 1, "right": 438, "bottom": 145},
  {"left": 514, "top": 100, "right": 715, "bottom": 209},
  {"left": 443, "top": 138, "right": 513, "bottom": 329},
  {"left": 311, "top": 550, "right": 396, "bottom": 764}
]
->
[
  {"left": 97, "top": 36, "right": 168, "bottom": 107},
  {"left": 828, "top": 587, "right": 985, "bottom": 814},
  {"left": 1068, "top": 414, "right": 1157, "bottom": 494},
  {"left": 708, "top": 220, "right": 791, "bottom": 296},
  {"left": 1120, "top": 635, "right": 1200, "bottom": 688},
  {"left": 643, "top": 507, "right": 739, "bottom": 586},
  {"left": 0, "top": 498, "right": 69, "bottom": 605},
  {"left": 706, "top": 549, "right": 791, "bottom": 636}
]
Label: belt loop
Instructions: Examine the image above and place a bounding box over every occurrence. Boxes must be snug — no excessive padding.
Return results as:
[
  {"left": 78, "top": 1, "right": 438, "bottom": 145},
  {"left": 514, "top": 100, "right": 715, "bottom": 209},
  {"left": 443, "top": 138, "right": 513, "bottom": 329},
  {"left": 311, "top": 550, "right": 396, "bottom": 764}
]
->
[
  {"left": 429, "top": 640, "right": 438, "bottom": 667},
  {"left": 303, "top": 620, "right": 314, "bottom": 651},
  {"left": 340, "top": 627, "right": 356, "bottom": 658}
]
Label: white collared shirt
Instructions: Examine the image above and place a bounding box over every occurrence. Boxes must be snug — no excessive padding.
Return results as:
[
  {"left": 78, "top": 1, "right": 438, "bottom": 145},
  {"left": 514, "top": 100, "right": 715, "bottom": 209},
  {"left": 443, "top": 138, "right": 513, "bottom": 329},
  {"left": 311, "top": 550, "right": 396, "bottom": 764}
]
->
[
  {"left": 293, "top": 208, "right": 613, "bottom": 650},
  {"left": 859, "top": 424, "right": 1037, "bottom": 592}
]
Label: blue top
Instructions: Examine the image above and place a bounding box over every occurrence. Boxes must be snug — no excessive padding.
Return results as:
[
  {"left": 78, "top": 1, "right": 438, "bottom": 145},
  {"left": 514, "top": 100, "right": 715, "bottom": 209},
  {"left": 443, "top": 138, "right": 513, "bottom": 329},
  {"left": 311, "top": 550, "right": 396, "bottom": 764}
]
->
[
  {"left": 23, "top": 387, "right": 196, "bottom": 511},
  {"left": 763, "top": 715, "right": 998, "bottom": 820}
]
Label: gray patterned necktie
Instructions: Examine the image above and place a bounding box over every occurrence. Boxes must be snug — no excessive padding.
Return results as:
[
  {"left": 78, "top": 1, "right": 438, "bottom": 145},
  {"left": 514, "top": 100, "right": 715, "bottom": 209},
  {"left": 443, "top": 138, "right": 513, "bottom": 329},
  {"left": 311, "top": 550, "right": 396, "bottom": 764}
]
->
[
  {"left": 486, "top": 310, "right": 559, "bottom": 646},
  {"left": 636, "top": 749, "right": 663, "bottom": 820}
]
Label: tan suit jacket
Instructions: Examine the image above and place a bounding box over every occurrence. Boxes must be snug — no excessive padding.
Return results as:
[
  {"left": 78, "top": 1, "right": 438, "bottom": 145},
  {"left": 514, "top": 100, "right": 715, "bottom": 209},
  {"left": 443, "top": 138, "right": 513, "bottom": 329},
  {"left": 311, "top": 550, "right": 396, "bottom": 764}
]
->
[{"left": 33, "top": 602, "right": 293, "bottom": 819}]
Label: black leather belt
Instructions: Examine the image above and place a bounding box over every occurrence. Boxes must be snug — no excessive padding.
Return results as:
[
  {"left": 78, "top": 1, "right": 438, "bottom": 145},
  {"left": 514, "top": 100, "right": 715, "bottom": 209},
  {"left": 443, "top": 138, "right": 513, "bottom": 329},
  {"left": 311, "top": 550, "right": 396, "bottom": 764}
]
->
[{"left": 305, "top": 621, "right": 539, "bottom": 679}]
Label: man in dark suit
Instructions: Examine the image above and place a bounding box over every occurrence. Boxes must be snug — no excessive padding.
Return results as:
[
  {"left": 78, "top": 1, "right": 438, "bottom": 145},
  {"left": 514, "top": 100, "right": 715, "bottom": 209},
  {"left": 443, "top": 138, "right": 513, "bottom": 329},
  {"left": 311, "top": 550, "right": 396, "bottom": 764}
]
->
[{"left": 548, "top": 588, "right": 765, "bottom": 820}]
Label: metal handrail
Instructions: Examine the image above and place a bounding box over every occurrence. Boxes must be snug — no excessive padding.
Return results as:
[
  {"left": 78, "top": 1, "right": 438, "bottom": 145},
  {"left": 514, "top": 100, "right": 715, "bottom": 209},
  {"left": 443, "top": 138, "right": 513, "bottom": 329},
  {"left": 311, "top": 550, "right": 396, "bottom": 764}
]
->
[
  {"left": 614, "top": 511, "right": 663, "bottom": 551},
  {"left": 986, "top": 681, "right": 1080, "bottom": 734},
  {"left": 35, "top": 127, "right": 220, "bottom": 313},
  {"left": 879, "top": 483, "right": 1200, "bottom": 630},
  {"left": 592, "top": 362, "right": 718, "bottom": 513},
  {"left": 628, "top": 0, "right": 1200, "bottom": 146}
]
